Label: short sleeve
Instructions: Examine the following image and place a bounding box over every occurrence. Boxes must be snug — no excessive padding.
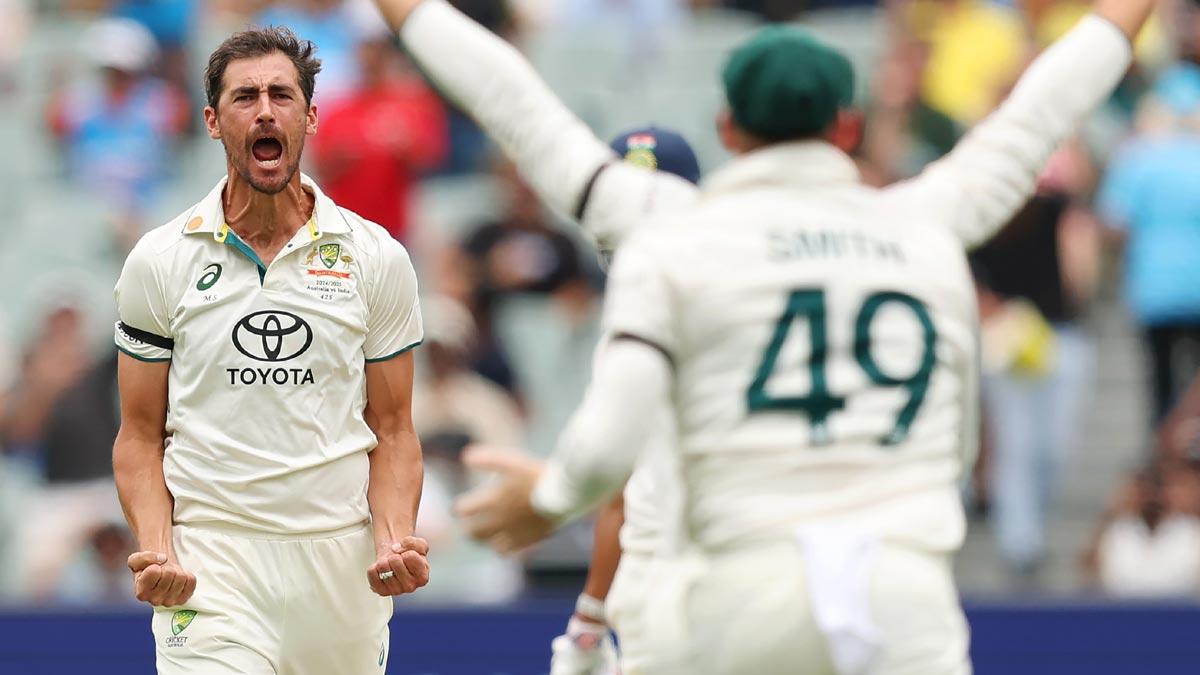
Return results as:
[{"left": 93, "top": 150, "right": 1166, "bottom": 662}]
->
[
  {"left": 581, "top": 164, "right": 698, "bottom": 256},
  {"left": 602, "top": 236, "right": 678, "bottom": 362},
  {"left": 114, "top": 241, "right": 173, "bottom": 362},
  {"left": 364, "top": 237, "right": 424, "bottom": 362}
]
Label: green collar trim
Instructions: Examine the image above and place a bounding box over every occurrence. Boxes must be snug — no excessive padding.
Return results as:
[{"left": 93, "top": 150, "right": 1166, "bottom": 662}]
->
[{"left": 219, "top": 225, "right": 267, "bottom": 284}]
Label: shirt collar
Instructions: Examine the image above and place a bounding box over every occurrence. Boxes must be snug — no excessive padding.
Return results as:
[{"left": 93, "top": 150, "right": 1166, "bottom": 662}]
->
[
  {"left": 702, "top": 140, "right": 861, "bottom": 198},
  {"left": 181, "top": 173, "right": 351, "bottom": 240}
]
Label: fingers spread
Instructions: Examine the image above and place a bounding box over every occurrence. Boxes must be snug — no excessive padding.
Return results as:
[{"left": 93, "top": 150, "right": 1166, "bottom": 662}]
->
[
  {"left": 460, "top": 445, "right": 524, "bottom": 474},
  {"left": 454, "top": 485, "right": 503, "bottom": 520}
]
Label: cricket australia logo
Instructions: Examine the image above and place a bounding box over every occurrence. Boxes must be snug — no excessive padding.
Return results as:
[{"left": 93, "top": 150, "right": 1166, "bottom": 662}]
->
[
  {"left": 164, "top": 609, "right": 196, "bottom": 648},
  {"left": 319, "top": 243, "right": 341, "bottom": 269},
  {"left": 303, "top": 243, "right": 354, "bottom": 279},
  {"left": 171, "top": 610, "right": 197, "bottom": 635}
]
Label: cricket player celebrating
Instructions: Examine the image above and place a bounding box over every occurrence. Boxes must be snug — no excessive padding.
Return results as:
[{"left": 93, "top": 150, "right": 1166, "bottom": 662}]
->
[
  {"left": 112, "top": 28, "right": 429, "bottom": 674},
  {"left": 443, "top": 0, "right": 1150, "bottom": 672},
  {"left": 369, "top": 0, "right": 709, "bottom": 670}
]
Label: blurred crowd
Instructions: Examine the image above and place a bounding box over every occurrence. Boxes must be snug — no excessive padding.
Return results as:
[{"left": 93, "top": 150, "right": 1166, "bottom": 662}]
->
[{"left": 3, "top": 0, "right": 1200, "bottom": 607}]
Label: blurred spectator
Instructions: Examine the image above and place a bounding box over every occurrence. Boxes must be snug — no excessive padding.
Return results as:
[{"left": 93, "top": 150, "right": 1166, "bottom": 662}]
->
[
  {"left": 864, "top": 35, "right": 962, "bottom": 182},
  {"left": 973, "top": 144, "right": 1100, "bottom": 580},
  {"left": 1157, "top": 370, "right": 1200, "bottom": 462},
  {"left": 441, "top": 160, "right": 597, "bottom": 393},
  {"left": 256, "top": 0, "right": 360, "bottom": 107},
  {"left": 409, "top": 296, "right": 526, "bottom": 604},
  {"left": 311, "top": 9, "right": 448, "bottom": 243},
  {"left": 54, "top": 523, "right": 138, "bottom": 605},
  {"left": 412, "top": 296, "right": 526, "bottom": 449},
  {"left": 0, "top": 0, "right": 31, "bottom": 97},
  {"left": 45, "top": 18, "right": 189, "bottom": 247},
  {"left": 42, "top": 353, "right": 119, "bottom": 485},
  {"left": 2, "top": 303, "right": 91, "bottom": 473},
  {"left": 1084, "top": 462, "right": 1200, "bottom": 598},
  {"left": 0, "top": 307, "right": 119, "bottom": 600},
  {"left": 0, "top": 322, "right": 18, "bottom": 598},
  {"left": 1098, "top": 16, "right": 1200, "bottom": 424},
  {"left": 910, "top": 0, "right": 1025, "bottom": 126},
  {"left": 109, "top": 0, "right": 201, "bottom": 135}
]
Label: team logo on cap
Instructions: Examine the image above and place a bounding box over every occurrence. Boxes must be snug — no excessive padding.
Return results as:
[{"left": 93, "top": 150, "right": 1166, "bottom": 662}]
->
[{"left": 623, "top": 135, "right": 659, "bottom": 171}]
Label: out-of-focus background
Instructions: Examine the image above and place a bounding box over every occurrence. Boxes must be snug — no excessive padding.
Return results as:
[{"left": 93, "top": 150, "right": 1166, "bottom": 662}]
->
[{"left": 3, "top": 0, "right": 1200, "bottom": 672}]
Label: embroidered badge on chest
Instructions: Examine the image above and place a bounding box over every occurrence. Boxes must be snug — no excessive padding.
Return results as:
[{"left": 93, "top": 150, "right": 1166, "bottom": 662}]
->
[{"left": 301, "top": 243, "right": 356, "bottom": 299}]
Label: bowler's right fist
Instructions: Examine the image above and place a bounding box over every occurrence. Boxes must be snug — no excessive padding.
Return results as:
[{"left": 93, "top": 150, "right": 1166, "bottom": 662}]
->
[{"left": 128, "top": 551, "right": 197, "bottom": 608}]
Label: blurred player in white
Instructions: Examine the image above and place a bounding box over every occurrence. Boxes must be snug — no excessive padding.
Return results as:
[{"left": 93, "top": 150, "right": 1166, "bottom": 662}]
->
[
  {"left": 370, "top": 1, "right": 711, "bottom": 671},
  {"left": 545, "top": 127, "right": 703, "bottom": 675},
  {"left": 439, "top": 0, "right": 1155, "bottom": 673},
  {"left": 112, "top": 27, "right": 430, "bottom": 674}
]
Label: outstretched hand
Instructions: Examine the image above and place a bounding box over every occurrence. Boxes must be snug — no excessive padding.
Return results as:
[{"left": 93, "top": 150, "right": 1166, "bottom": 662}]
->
[{"left": 455, "top": 445, "right": 557, "bottom": 554}]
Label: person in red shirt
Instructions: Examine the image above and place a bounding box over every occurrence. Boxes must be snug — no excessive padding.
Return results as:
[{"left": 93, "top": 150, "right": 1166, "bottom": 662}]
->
[{"left": 312, "top": 21, "right": 448, "bottom": 243}]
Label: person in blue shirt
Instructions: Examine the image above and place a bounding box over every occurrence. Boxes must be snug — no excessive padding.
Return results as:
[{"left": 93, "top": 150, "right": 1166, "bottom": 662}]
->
[{"left": 1099, "top": 58, "right": 1200, "bottom": 423}]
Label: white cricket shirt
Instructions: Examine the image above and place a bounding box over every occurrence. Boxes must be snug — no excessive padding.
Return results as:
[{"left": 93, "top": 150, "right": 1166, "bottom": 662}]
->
[
  {"left": 533, "top": 15, "right": 1134, "bottom": 554},
  {"left": 114, "top": 174, "right": 423, "bottom": 535}
]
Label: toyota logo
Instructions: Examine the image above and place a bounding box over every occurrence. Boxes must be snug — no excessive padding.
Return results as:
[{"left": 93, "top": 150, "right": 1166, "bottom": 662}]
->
[{"left": 232, "top": 311, "right": 313, "bottom": 362}]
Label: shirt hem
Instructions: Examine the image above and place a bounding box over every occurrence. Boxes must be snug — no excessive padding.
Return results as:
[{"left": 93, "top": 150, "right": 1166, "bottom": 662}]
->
[{"left": 365, "top": 339, "right": 424, "bottom": 363}]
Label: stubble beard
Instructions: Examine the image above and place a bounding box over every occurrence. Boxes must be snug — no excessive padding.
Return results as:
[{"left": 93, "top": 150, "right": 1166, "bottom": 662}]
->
[{"left": 226, "top": 134, "right": 306, "bottom": 196}]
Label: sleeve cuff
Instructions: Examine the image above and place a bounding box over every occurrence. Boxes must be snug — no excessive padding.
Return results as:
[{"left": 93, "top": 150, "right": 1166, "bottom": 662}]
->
[
  {"left": 1086, "top": 12, "right": 1137, "bottom": 51},
  {"left": 365, "top": 339, "right": 423, "bottom": 363},
  {"left": 115, "top": 321, "right": 172, "bottom": 361},
  {"left": 529, "top": 461, "right": 581, "bottom": 523}
]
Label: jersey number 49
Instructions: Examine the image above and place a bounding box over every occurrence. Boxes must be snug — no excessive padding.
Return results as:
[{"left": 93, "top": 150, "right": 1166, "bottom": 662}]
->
[{"left": 747, "top": 288, "right": 937, "bottom": 447}]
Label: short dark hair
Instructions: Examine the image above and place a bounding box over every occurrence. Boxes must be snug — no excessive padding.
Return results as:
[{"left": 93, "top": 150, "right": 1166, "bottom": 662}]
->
[{"left": 204, "top": 26, "right": 321, "bottom": 110}]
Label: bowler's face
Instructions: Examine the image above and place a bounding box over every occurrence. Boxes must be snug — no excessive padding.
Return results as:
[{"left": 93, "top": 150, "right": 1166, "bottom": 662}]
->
[{"left": 204, "top": 52, "right": 317, "bottom": 194}]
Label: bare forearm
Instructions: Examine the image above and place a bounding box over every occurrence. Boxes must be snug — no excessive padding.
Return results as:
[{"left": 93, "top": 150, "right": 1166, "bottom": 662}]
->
[
  {"left": 1093, "top": 0, "right": 1156, "bottom": 41},
  {"left": 367, "top": 431, "right": 424, "bottom": 551},
  {"left": 113, "top": 433, "right": 174, "bottom": 554},
  {"left": 580, "top": 494, "right": 624, "bottom": 604},
  {"left": 374, "top": 0, "right": 424, "bottom": 29}
]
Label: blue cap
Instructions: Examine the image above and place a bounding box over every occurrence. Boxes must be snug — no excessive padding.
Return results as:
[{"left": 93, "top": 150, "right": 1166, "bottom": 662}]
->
[{"left": 609, "top": 126, "right": 701, "bottom": 185}]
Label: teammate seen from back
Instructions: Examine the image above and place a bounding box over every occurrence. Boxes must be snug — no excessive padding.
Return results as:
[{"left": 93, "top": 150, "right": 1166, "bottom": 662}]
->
[
  {"left": 393, "top": 0, "right": 1156, "bottom": 672},
  {"left": 370, "top": 0, "right": 713, "bottom": 670},
  {"left": 113, "top": 27, "right": 429, "bottom": 674}
]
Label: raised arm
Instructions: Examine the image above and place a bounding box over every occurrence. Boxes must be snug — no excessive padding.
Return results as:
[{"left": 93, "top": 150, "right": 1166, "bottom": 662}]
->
[
  {"left": 894, "top": 1, "right": 1153, "bottom": 248},
  {"left": 377, "top": 0, "right": 614, "bottom": 217}
]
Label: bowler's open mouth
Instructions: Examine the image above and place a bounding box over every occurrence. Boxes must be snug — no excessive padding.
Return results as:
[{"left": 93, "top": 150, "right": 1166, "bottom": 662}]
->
[{"left": 252, "top": 137, "right": 284, "bottom": 168}]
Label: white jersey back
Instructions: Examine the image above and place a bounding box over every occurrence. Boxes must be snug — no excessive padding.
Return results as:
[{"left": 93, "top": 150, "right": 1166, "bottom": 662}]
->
[{"left": 604, "top": 143, "right": 977, "bottom": 553}]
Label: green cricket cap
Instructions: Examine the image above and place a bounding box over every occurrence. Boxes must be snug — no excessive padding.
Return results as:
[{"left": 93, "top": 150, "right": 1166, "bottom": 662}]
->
[{"left": 722, "top": 26, "right": 855, "bottom": 141}]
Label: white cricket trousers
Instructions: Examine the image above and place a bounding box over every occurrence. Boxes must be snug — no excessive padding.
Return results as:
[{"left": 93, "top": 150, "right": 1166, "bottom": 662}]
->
[
  {"left": 629, "top": 539, "right": 971, "bottom": 675},
  {"left": 152, "top": 523, "right": 392, "bottom": 675},
  {"left": 606, "top": 550, "right": 654, "bottom": 672}
]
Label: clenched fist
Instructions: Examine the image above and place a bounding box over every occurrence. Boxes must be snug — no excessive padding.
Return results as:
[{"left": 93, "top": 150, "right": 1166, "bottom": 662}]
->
[
  {"left": 367, "top": 536, "right": 430, "bottom": 597},
  {"left": 128, "top": 551, "right": 197, "bottom": 607}
]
